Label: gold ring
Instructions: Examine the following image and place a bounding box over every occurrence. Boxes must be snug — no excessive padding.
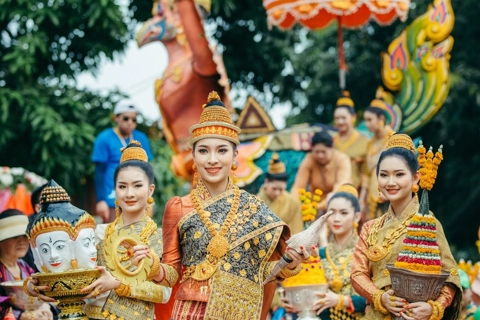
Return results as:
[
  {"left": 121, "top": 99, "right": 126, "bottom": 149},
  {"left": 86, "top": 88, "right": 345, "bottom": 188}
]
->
[
  {"left": 390, "top": 295, "right": 396, "bottom": 301},
  {"left": 407, "top": 311, "right": 412, "bottom": 317},
  {"left": 33, "top": 286, "right": 40, "bottom": 293},
  {"left": 23, "top": 277, "right": 33, "bottom": 296},
  {"left": 94, "top": 289, "right": 100, "bottom": 296},
  {"left": 390, "top": 301, "right": 396, "bottom": 307},
  {"left": 320, "top": 299, "right": 325, "bottom": 305}
]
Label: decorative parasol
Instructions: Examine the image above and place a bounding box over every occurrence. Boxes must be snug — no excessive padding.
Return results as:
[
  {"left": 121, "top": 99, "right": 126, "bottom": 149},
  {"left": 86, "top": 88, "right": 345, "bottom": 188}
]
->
[{"left": 263, "top": 0, "right": 411, "bottom": 89}]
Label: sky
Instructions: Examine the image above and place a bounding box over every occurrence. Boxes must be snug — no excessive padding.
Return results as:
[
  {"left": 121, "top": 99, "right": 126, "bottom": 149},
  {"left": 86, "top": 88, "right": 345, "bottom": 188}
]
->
[{"left": 76, "top": 37, "right": 291, "bottom": 129}]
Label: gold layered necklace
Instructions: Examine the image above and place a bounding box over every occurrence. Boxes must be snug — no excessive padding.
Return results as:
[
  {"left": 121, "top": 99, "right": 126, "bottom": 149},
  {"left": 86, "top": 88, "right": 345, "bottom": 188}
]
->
[
  {"left": 365, "top": 213, "right": 414, "bottom": 262},
  {"left": 334, "top": 130, "right": 359, "bottom": 152},
  {"left": 325, "top": 247, "right": 353, "bottom": 293},
  {"left": 190, "top": 181, "right": 241, "bottom": 281}
]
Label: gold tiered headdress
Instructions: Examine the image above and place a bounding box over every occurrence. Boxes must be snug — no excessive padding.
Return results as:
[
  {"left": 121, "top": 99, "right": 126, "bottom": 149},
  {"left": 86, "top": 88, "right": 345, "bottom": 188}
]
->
[
  {"left": 189, "top": 91, "right": 241, "bottom": 146},
  {"left": 120, "top": 141, "right": 148, "bottom": 163},
  {"left": 336, "top": 91, "right": 354, "bottom": 109},
  {"left": 336, "top": 183, "right": 359, "bottom": 199},
  {"left": 385, "top": 133, "right": 416, "bottom": 153},
  {"left": 268, "top": 153, "right": 286, "bottom": 175}
]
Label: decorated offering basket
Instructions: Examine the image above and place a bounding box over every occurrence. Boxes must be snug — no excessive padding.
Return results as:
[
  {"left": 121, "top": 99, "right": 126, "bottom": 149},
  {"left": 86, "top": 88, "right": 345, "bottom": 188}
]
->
[
  {"left": 31, "top": 268, "right": 100, "bottom": 320},
  {"left": 1, "top": 280, "right": 44, "bottom": 311},
  {"left": 386, "top": 264, "right": 449, "bottom": 302}
]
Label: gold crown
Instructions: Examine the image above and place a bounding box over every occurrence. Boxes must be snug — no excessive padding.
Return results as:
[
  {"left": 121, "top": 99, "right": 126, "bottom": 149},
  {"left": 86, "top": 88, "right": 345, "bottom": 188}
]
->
[
  {"left": 369, "top": 98, "right": 389, "bottom": 111},
  {"left": 120, "top": 141, "right": 148, "bottom": 163},
  {"left": 28, "top": 217, "right": 76, "bottom": 246},
  {"left": 336, "top": 91, "right": 354, "bottom": 108},
  {"left": 336, "top": 183, "right": 359, "bottom": 199},
  {"left": 189, "top": 91, "right": 241, "bottom": 146},
  {"left": 268, "top": 153, "right": 286, "bottom": 175},
  {"left": 73, "top": 214, "right": 96, "bottom": 239},
  {"left": 385, "top": 133, "right": 416, "bottom": 153},
  {"left": 40, "top": 184, "right": 71, "bottom": 204}
]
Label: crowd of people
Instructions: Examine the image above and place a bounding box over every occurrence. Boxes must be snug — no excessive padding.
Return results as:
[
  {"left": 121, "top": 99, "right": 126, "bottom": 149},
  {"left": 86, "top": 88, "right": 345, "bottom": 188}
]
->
[{"left": 0, "top": 90, "right": 474, "bottom": 320}]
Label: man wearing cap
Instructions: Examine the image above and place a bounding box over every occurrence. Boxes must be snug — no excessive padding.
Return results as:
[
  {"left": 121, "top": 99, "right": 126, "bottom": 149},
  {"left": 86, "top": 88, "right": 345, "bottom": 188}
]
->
[{"left": 91, "top": 99, "right": 154, "bottom": 222}]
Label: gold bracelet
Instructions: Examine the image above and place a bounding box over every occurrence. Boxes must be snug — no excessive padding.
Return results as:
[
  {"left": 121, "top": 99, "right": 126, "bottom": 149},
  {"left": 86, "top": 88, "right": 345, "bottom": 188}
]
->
[
  {"left": 427, "top": 300, "right": 440, "bottom": 320},
  {"left": 434, "top": 301, "right": 445, "bottom": 319},
  {"left": 115, "top": 282, "right": 131, "bottom": 297},
  {"left": 335, "top": 294, "right": 344, "bottom": 310},
  {"left": 147, "top": 252, "right": 161, "bottom": 280},
  {"left": 278, "top": 263, "right": 303, "bottom": 279},
  {"left": 23, "top": 277, "right": 33, "bottom": 297},
  {"left": 28, "top": 311, "right": 34, "bottom": 320},
  {"left": 373, "top": 290, "right": 389, "bottom": 315}
]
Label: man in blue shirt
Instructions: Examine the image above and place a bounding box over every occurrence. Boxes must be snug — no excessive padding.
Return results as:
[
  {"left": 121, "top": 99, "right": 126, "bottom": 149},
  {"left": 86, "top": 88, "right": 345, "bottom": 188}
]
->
[{"left": 91, "top": 99, "right": 154, "bottom": 222}]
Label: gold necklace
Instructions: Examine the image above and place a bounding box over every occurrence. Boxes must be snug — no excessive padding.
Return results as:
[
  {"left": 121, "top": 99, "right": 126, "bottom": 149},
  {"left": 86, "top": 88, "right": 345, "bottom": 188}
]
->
[
  {"left": 365, "top": 213, "right": 414, "bottom": 262},
  {"left": 334, "top": 131, "right": 359, "bottom": 152},
  {"left": 325, "top": 246, "right": 353, "bottom": 293},
  {"left": 190, "top": 183, "right": 240, "bottom": 281}
]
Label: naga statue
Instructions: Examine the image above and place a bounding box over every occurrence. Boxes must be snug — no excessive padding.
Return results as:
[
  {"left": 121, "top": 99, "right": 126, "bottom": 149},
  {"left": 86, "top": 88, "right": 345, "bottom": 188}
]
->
[
  {"left": 136, "top": 0, "right": 234, "bottom": 181},
  {"left": 137, "top": 0, "right": 454, "bottom": 193}
]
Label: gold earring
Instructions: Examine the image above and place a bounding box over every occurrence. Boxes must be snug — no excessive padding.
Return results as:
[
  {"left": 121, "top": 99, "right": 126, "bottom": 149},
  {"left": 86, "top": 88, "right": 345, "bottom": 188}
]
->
[
  {"left": 353, "top": 221, "right": 359, "bottom": 236},
  {"left": 146, "top": 197, "right": 154, "bottom": 216},
  {"left": 192, "top": 163, "right": 198, "bottom": 185},
  {"left": 147, "top": 197, "right": 154, "bottom": 205},
  {"left": 377, "top": 187, "right": 385, "bottom": 204},
  {"left": 70, "top": 259, "right": 78, "bottom": 269},
  {"left": 231, "top": 163, "right": 238, "bottom": 171},
  {"left": 115, "top": 199, "right": 120, "bottom": 218},
  {"left": 411, "top": 184, "right": 419, "bottom": 194}
]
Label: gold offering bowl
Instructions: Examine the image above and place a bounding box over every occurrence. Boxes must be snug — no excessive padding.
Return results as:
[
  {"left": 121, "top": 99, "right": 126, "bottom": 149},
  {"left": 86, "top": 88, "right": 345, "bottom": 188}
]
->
[
  {"left": 32, "top": 269, "right": 101, "bottom": 320},
  {"left": 282, "top": 284, "right": 329, "bottom": 320},
  {"left": 1, "top": 280, "right": 44, "bottom": 311},
  {"left": 386, "top": 264, "right": 449, "bottom": 302}
]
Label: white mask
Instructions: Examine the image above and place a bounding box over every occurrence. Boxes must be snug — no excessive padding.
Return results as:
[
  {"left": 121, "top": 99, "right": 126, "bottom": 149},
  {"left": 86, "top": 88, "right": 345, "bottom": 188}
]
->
[
  {"left": 73, "top": 228, "right": 97, "bottom": 269},
  {"left": 35, "top": 231, "right": 74, "bottom": 273}
]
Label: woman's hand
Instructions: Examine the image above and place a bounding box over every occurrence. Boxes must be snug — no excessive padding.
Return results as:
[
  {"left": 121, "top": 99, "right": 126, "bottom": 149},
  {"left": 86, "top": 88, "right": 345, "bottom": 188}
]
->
[
  {"left": 400, "top": 301, "right": 433, "bottom": 320},
  {"left": 313, "top": 290, "right": 339, "bottom": 315},
  {"left": 25, "top": 277, "right": 56, "bottom": 303},
  {"left": 285, "top": 245, "right": 317, "bottom": 269},
  {"left": 122, "top": 242, "right": 151, "bottom": 266},
  {"left": 82, "top": 266, "right": 120, "bottom": 299},
  {"left": 280, "top": 297, "right": 298, "bottom": 314},
  {"left": 381, "top": 289, "right": 406, "bottom": 317}
]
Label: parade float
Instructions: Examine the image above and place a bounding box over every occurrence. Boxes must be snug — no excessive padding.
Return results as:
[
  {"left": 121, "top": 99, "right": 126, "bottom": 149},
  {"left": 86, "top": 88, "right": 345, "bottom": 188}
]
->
[{"left": 137, "top": 0, "right": 455, "bottom": 194}]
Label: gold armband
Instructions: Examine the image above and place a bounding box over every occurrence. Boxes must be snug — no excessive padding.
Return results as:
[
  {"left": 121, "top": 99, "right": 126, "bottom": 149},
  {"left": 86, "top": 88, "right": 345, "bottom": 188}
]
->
[
  {"left": 278, "top": 263, "right": 302, "bottom": 279},
  {"left": 373, "top": 290, "right": 389, "bottom": 315},
  {"left": 427, "top": 300, "right": 444, "bottom": 320},
  {"left": 335, "top": 294, "right": 344, "bottom": 310},
  {"left": 147, "top": 252, "right": 161, "bottom": 280},
  {"left": 115, "top": 282, "right": 131, "bottom": 297}
]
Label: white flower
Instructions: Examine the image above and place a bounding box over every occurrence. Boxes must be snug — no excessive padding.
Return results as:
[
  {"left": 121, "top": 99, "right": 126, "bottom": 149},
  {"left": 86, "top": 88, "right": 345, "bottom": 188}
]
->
[
  {"left": 0, "top": 173, "right": 14, "bottom": 186},
  {"left": 10, "top": 167, "right": 25, "bottom": 176}
]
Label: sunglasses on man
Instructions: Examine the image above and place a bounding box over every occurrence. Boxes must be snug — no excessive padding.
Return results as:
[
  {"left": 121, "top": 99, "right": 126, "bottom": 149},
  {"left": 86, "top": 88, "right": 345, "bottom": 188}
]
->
[{"left": 122, "top": 116, "right": 137, "bottom": 123}]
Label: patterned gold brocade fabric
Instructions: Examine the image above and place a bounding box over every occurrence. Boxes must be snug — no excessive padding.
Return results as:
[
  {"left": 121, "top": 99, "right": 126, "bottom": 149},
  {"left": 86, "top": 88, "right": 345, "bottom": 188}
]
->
[
  {"left": 95, "top": 217, "right": 166, "bottom": 320},
  {"left": 161, "top": 179, "right": 294, "bottom": 320},
  {"left": 350, "top": 197, "right": 462, "bottom": 319}
]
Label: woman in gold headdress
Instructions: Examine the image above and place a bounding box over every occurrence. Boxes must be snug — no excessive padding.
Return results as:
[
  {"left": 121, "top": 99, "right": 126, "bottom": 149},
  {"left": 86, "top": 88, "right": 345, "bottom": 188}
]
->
[
  {"left": 359, "top": 98, "right": 394, "bottom": 221},
  {"left": 157, "top": 91, "right": 310, "bottom": 320},
  {"left": 257, "top": 153, "right": 303, "bottom": 235},
  {"left": 333, "top": 92, "right": 369, "bottom": 190},
  {"left": 351, "top": 133, "right": 461, "bottom": 319},
  {"left": 282, "top": 184, "right": 367, "bottom": 319}
]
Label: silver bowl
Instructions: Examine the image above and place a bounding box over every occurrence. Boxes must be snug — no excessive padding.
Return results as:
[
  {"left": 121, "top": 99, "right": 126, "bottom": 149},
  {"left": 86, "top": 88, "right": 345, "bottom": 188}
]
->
[
  {"left": 283, "top": 284, "right": 329, "bottom": 320},
  {"left": 0, "top": 280, "right": 44, "bottom": 311}
]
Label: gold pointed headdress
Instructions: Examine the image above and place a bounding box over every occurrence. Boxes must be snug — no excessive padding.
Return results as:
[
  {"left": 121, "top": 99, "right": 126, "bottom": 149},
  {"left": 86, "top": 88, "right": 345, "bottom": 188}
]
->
[
  {"left": 189, "top": 91, "right": 241, "bottom": 146},
  {"left": 268, "top": 153, "right": 286, "bottom": 175},
  {"left": 336, "top": 183, "right": 359, "bottom": 199},
  {"left": 385, "top": 133, "right": 416, "bottom": 153},
  {"left": 336, "top": 91, "right": 354, "bottom": 109},
  {"left": 120, "top": 141, "right": 148, "bottom": 163}
]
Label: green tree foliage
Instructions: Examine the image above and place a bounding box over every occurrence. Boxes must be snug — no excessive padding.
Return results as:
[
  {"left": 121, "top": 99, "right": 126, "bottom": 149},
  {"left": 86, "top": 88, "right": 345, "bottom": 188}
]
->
[{"left": 0, "top": 0, "right": 128, "bottom": 193}]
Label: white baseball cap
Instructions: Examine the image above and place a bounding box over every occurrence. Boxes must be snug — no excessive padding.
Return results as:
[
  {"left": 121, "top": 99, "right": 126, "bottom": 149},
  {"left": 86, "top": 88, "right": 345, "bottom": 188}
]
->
[{"left": 113, "top": 99, "right": 138, "bottom": 115}]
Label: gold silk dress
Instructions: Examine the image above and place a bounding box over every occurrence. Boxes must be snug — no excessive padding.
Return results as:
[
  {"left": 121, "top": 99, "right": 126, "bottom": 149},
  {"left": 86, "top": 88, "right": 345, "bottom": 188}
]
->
[
  {"left": 86, "top": 216, "right": 170, "bottom": 320},
  {"left": 351, "top": 197, "right": 462, "bottom": 319},
  {"left": 333, "top": 130, "right": 369, "bottom": 189},
  {"left": 257, "top": 188, "right": 304, "bottom": 234},
  {"left": 160, "top": 180, "right": 300, "bottom": 320}
]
